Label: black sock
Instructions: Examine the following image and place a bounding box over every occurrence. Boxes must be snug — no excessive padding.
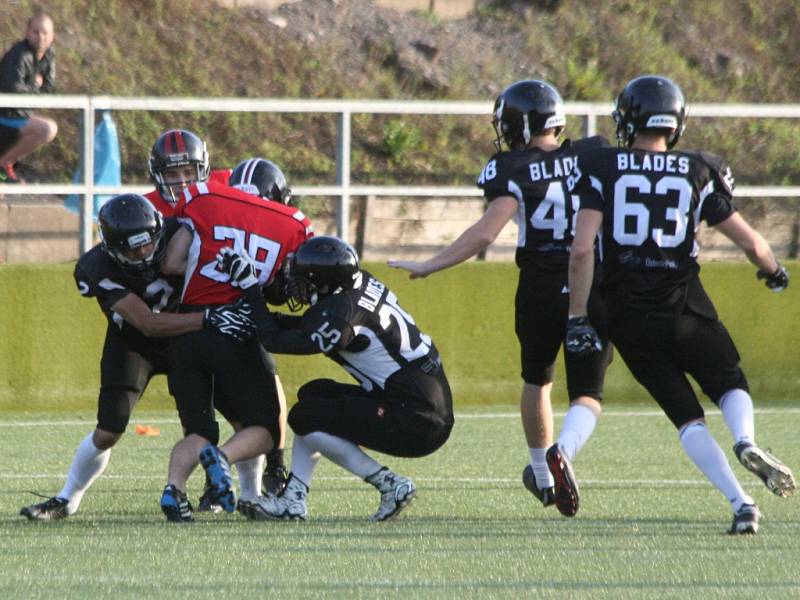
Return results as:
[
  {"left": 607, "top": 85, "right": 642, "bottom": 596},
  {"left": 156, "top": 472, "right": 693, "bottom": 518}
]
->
[{"left": 266, "top": 448, "right": 285, "bottom": 470}]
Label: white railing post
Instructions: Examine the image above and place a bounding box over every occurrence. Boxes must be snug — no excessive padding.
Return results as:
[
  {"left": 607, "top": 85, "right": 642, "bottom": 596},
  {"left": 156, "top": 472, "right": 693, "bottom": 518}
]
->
[
  {"left": 79, "top": 103, "right": 95, "bottom": 255},
  {"left": 336, "top": 110, "right": 351, "bottom": 242},
  {"left": 585, "top": 109, "right": 597, "bottom": 137}
]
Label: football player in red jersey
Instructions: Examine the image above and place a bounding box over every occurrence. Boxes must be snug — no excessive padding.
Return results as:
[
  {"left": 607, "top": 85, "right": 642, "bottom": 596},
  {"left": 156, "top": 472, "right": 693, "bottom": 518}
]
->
[
  {"left": 228, "top": 156, "right": 298, "bottom": 495},
  {"left": 144, "top": 128, "right": 231, "bottom": 217},
  {"left": 159, "top": 178, "right": 313, "bottom": 521},
  {"left": 145, "top": 130, "right": 273, "bottom": 513}
]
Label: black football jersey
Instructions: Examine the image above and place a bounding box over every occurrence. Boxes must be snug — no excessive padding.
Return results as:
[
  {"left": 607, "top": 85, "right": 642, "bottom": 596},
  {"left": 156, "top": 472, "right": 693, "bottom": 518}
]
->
[
  {"left": 569, "top": 147, "right": 736, "bottom": 314},
  {"left": 477, "top": 136, "right": 610, "bottom": 270},
  {"left": 73, "top": 220, "right": 184, "bottom": 354},
  {"left": 299, "top": 270, "right": 439, "bottom": 392}
]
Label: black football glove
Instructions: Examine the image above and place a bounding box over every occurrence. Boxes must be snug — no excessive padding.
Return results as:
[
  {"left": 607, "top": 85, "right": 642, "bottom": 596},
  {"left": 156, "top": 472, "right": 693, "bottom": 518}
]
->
[
  {"left": 756, "top": 264, "right": 789, "bottom": 292},
  {"left": 216, "top": 247, "right": 259, "bottom": 290},
  {"left": 203, "top": 298, "right": 255, "bottom": 342},
  {"left": 565, "top": 316, "right": 603, "bottom": 357}
]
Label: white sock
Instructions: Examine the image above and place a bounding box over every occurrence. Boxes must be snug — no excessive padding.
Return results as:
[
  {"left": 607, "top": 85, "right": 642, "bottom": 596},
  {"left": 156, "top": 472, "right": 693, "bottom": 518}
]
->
[
  {"left": 302, "top": 431, "right": 383, "bottom": 480},
  {"left": 679, "top": 422, "right": 753, "bottom": 511},
  {"left": 719, "top": 389, "right": 755, "bottom": 445},
  {"left": 290, "top": 435, "right": 321, "bottom": 488},
  {"left": 57, "top": 432, "right": 111, "bottom": 514},
  {"left": 235, "top": 455, "right": 264, "bottom": 501},
  {"left": 556, "top": 404, "right": 597, "bottom": 461},
  {"left": 529, "top": 447, "right": 554, "bottom": 488}
]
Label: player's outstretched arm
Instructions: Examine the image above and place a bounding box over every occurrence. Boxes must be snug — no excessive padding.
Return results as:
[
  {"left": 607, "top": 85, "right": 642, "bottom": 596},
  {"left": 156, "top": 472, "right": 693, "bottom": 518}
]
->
[
  {"left": 715, "top": 212, "right": 788, "bottom": 291},
  {"left": 388, "top": 196, "right": 518, "bottom": 279}
]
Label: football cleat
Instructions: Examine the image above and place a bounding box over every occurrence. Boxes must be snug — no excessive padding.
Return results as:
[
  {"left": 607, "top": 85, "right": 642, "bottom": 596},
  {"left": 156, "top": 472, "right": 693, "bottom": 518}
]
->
[
  {"left": 522, "top": 464, "right": 555, "bottom": 507},
  {"left": 0, "top": 164, "right": 19, "bottom": 183},
  {"left": 262, "top": 464, "right": 289, "bottom": 496},
  {"left": 366, "top": 467, "right": 416, "bottom": 522},
  {"left": 728, "top": 503, "right": 760, "bottom": 535},
  {"left": 198, "top": 444, "right": 237, "bottom": 512},
  {"left": 546, "top": 444, "right": 580, "bottom": 517},
  {"left": 734, "top": 442, "right": 796, "bottom": 498},
  {"left": 197, "top": 485, "right": 224, "bottom": 513},
  {"left": 160, "top": 485, "right": 194, "bottom": 523},
  {"left": 247, "top": 475, "right": 308, "bottom": 521},
  {"left": 236, "top": 498, "right": 260, "bottom": 520},
  {"left": 20, "top": 496, "right": 69, "bottom": 521}
]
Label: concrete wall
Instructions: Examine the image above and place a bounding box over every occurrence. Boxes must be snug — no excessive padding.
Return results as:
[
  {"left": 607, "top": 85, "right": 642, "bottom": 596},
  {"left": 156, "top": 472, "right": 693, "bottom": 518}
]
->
[
  {"left": 1, "top": 196, "right": 796, "bottom": 264},
  {"left": 0, "top": 202, "right": 80, "bottom": 264}
]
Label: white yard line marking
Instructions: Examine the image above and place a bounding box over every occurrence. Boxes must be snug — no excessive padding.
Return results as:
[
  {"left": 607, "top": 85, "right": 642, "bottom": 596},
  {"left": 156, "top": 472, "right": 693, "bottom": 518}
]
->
[
  {"left": 1, "top": 407, "right": 799, "bottom": 426},
  {"left": 0, "top": 473, "right": 772, "bottom": 488}
]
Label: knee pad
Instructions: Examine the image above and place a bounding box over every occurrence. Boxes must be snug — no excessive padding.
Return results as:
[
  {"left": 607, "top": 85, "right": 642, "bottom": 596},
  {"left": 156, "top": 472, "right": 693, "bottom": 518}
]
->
[{"left": 97, "top": 386, "right": 140, "bottom": 434}]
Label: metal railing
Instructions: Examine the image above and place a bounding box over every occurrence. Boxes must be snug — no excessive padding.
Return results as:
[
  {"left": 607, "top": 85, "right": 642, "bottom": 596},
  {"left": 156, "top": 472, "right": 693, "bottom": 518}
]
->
[{"left": 2, "top": 94, "right": 800, "bottom": 254}]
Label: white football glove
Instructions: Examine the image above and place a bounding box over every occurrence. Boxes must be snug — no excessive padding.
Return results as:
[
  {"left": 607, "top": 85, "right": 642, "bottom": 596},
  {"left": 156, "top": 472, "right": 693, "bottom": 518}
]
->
[{"left": 216, "top": 247, "right": 259, "bottom": 289}]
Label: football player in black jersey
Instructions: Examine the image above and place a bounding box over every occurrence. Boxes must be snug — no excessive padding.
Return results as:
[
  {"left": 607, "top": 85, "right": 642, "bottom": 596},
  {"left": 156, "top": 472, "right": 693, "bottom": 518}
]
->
[
  {"left": 567, "top": 75, "right": 795, "bottom": 534},
  {"left": 389, "top": 80, "right": 612, "bottom": 517},
  {"left": 20, "top": 194, "right": 251, "bottom": 522},
  {"left": 217, "top": 236, "right": 454, "bottom": 521}
]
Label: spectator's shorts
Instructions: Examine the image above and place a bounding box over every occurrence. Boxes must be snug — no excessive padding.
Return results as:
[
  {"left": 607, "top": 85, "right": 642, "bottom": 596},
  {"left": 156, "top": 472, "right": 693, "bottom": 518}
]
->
[{"left": 0, "top": 116, "right": 29, "bottom": 130}]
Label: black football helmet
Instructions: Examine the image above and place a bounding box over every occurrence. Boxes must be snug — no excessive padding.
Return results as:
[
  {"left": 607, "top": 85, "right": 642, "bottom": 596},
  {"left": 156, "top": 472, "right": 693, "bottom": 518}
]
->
[
  {"left": 98, "top": 194, "right": 166, "bottom": 275},
  {"left": 148, "top": 129, "right": 210, "bottom": 203},
  {"left": 613, "top": 75, "right": 686, "bottom": 149},
  {"left": 284, "top": 236, "right": 360, "bottom": 311},
  {"left": 229, "top": 157, "right": 292, "bottom": 205},
  {"left": 492, "top": 80, "right": 566, "bottom": 151}
]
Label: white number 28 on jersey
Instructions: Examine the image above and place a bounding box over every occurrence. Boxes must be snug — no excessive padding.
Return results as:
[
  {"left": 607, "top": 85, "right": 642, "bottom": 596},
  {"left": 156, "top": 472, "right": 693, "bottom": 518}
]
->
[{"left": 199, "top": 226, "right": 282, "bottom": 285}]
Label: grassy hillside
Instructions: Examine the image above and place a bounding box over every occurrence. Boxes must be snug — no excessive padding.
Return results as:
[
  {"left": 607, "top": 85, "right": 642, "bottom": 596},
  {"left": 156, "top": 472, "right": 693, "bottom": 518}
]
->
[{"left": 2, "top": 0, "right": 799, "bottom": 192}]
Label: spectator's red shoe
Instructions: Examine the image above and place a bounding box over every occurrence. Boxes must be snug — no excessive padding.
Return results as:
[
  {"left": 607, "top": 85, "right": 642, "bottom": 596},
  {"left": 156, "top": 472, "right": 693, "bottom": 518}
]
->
[{"left": 0, "top": 164, "right": 19, "bottom": 183}]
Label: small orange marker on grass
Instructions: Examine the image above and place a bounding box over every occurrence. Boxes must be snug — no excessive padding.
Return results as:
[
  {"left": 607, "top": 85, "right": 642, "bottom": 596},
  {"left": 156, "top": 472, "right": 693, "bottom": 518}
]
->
[{"left": 135, "top": 424, "right": 161, "bottom": 436}]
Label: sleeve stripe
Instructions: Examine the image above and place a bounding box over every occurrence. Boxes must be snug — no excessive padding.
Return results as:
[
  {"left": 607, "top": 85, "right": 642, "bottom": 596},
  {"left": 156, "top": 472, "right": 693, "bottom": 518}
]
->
[{"left": 98, "top": 278, "right": 126, "bottom": 291}]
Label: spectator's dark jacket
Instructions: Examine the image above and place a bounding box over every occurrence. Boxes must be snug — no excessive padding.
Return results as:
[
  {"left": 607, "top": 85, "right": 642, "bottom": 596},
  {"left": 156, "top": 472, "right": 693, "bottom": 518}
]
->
[{"left": 0, "top": 40, "right": 55, "bottom": 119}]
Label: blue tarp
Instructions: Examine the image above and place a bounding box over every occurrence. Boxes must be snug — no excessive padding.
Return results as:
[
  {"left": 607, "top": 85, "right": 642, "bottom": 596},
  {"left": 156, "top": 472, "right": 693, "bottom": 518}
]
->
[{"left": 64, "top": 110, "right": 121, "bottom": 219}]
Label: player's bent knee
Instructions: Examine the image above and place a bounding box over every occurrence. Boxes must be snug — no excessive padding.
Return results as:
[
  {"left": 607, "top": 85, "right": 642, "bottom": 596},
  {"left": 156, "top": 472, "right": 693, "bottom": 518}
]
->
[
  {"left": 93, "top": 429, "right": 122, "bottom": 450},
  {"left": 287, "top": 403, "right": 318, "bottom": 436},
  {"left": 44, "top": 119, "right": 57, "bottom": 142},
  {"left": 182, "top": 421, "right": 220, "bottom": 446}
]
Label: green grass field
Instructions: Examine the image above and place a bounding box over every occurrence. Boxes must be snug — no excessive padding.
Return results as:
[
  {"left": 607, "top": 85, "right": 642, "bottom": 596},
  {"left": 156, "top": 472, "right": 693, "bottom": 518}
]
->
[{"left": 2, "top": 405, "right": 799, "bottom": 598}]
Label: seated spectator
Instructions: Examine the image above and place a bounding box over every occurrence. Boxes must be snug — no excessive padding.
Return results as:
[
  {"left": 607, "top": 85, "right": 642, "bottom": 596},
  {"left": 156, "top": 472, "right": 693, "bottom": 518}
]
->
[{"left": 0, "top": 13, "right": 58, "bottom": 183}]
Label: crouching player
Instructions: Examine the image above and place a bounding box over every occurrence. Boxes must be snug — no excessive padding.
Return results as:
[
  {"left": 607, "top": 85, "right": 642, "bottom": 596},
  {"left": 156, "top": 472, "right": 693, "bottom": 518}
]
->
[{"left": 219, "top": 236, "right": 454, "bottom": 521}]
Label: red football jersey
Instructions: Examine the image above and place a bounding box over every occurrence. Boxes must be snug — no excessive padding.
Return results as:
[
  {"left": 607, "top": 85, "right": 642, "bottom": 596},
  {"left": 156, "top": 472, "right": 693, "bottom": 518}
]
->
[
  {"left": 173, "top": 180, "right": 314, "bottom": 306},
  {"left": 144, "top": 168, "right": 232, "bottom": 217}
]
